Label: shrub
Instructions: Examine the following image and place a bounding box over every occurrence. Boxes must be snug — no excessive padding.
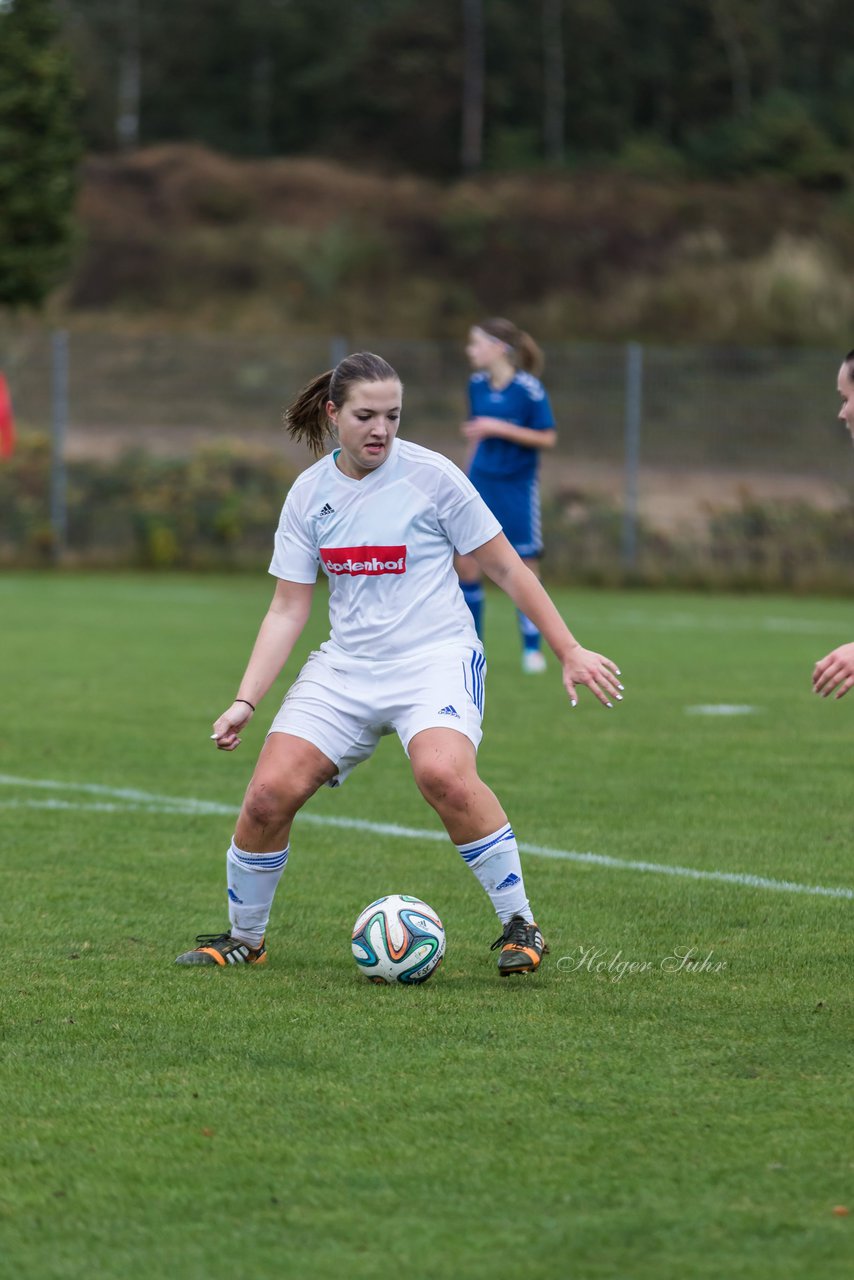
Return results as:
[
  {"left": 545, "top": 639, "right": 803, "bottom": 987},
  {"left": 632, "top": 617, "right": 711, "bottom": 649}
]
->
[
  {"left": 0, "top": 436, "right": 298, "bottom": 568},
  {"left": 541, "top": 487, "right": 854, "bottom": 592},
  {"left": 5, "top": 439, "right": 854, "bottom": 591},
  {"left": 688, "top": 93, "right": 852, "bottom": 191}
]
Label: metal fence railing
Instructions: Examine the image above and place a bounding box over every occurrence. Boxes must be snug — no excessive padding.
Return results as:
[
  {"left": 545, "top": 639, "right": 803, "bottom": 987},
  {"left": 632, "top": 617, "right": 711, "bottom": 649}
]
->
[{"left": 0, "top": 328, "right": 849, "bottom": 572}]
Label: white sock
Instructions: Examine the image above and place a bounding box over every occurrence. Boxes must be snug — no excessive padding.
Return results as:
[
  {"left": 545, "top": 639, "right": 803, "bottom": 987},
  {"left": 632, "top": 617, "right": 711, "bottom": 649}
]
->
[
  {"left": 226, "top": 837, "right": 289, "bottom": 948},
  {"left": 456, "top": 823, "right": 533, "bottom": 925}
]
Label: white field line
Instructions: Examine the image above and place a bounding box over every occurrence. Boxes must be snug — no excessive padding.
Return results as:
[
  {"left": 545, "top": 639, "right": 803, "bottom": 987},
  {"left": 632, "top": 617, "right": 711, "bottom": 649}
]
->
[
  {"left": 685, "top": 704, "right": 760, "bottom": 716},
  {"left": 1, "top": 773, "right": 851, "bottom": 903},
  {"left": 611, "top": 610, "right": 851, "bottom": 636}
]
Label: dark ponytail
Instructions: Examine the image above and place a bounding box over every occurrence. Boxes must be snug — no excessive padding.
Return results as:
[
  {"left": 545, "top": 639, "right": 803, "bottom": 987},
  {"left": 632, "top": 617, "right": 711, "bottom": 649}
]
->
[
  {"left": 283, "top": 369, "right": 335, "bottom": 456},
  {"left": 284, "top": 352, "right": 401, "bottom": 456}
]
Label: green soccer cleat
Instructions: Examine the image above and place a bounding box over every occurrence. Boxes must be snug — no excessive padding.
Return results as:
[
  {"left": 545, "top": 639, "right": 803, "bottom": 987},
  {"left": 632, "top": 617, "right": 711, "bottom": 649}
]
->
[
  {"left": 175, "top": 932, "right": 267, "bottom": 967},
  {"left": 490, "top": 915, "right": 547, "bottom": 976}
]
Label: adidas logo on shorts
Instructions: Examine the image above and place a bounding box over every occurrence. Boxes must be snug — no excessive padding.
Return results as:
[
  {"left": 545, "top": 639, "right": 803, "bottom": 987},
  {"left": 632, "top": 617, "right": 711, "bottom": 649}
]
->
[{"left": 438, "top": 704, "right": 460, "bottom": 718}]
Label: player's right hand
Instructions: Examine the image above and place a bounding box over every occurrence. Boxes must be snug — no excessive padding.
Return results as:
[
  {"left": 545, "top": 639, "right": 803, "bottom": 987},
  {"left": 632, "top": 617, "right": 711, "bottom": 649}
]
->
[{"left": 210, "top": 701, "right": 254, "bottom": 751}]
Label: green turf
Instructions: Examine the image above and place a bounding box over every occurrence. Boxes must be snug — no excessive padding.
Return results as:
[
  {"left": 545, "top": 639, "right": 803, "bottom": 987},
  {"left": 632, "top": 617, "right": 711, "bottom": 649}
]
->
[{"left": 0, "top": 573, "right": 851, "bottom": 1279}]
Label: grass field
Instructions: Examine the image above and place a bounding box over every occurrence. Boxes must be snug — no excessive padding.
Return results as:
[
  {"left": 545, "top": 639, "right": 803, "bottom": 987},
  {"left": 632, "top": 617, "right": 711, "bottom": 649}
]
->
[{"left": 1, "top": 573, "right": 852, "bottom": 1279}]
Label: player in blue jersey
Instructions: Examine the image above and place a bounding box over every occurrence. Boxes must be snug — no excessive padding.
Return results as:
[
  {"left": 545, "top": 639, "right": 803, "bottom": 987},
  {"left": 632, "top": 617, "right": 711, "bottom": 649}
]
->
[{"left": 455, "top": 317, "right": 558, "bottom": 673}]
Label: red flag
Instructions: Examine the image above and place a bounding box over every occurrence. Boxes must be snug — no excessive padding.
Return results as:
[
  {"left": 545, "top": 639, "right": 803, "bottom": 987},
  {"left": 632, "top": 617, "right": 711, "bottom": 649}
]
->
[{"left": 0, "top": 373, "right": 15, "bottom": 459}]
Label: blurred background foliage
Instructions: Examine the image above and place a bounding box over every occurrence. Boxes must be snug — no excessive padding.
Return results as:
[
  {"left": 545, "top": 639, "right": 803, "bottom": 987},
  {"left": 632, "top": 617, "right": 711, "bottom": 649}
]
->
[
  {"left": 0, "top": 0, "right": 80, "bottom": 306},
  {"left": 4, "top": 1, "right": 854, "bottom": 577},
  {"left": 6, "top": 434, "right": 854, "bottom": 591},
  {"left": 64, "top": 147, "right": 854, "bottom": 344},
  {"left": 3, "top": 0, "right": 854, "bottom": 339},
  {"left": 61, "top": 0, "right": 854, "bottom": 185},
  {"left": 0, "top": 434, "right": 299, "bottom": 567}
]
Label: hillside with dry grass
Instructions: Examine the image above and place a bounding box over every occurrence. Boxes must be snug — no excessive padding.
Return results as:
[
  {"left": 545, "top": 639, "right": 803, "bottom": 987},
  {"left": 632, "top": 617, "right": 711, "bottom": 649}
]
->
[{"left": 64, "top": 145, "right": 854, "bottom": 345}]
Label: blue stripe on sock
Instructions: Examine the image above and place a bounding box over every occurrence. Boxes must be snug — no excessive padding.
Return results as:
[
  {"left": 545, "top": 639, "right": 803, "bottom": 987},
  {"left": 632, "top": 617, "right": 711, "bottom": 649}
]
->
[
  {"left": 232, "top": 847, "right": 289, "bottom": 872},
  {"left": 458, "top": 823, "right": 514, "bottom": 864}
]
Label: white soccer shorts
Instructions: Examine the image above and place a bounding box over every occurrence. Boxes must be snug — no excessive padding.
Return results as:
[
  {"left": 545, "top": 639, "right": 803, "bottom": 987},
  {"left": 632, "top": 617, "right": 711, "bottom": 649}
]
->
[{"left": 268, "top": 644, "right": 487, "bottom": 785}]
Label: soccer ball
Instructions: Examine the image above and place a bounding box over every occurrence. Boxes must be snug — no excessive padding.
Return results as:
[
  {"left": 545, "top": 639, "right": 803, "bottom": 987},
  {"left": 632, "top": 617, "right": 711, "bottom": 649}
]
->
[{"left": 351, "top": 894, "right": 445, "bottom": 985}]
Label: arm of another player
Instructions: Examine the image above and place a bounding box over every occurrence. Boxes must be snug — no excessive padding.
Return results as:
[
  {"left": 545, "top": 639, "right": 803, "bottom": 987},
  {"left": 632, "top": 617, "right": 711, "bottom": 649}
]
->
[
  {"left": 813, "top": 641, "right": 854, "bottom": 699},
  {"left": 212, "top": 578, "right": 315, "bottom": 750},
  {"left": 461, "top": 418, "right": 557, "bottom": 449},
  {"left": 469, "top": 533, "right": 622, "bottom": 708}
]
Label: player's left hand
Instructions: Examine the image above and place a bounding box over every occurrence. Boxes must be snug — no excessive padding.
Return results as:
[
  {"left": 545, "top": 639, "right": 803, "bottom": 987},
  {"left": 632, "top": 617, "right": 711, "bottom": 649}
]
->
[
  {"left": 813, "top": 642, "right": 854, "bottom": 699},
  {"left": 562, "top": 646, "right": 623, "bottom": 709}
]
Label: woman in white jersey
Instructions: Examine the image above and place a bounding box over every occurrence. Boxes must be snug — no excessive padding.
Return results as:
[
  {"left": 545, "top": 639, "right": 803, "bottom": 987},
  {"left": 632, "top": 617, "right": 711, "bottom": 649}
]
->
[
  {"left": 813, "top": 348, "right": 854, "bottom": 697},
  {"left": 456, "top": 317, "right": 557, "bottom": 674},
  {"left": 176, "top": 352, "right": 622, "bottom": 977}
]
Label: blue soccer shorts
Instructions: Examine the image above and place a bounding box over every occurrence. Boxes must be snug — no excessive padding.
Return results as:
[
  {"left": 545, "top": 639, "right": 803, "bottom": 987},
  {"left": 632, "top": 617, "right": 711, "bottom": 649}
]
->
[{"left": 469, "top": 469, "right": 543, "bottom": 559}]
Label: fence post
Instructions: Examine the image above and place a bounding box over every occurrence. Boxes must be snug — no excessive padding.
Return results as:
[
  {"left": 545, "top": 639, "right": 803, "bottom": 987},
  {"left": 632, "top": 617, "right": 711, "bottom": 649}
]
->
[
  {"left": 621, "top": 340, "right": 643, "bottom": 571},
  {"left": 330, "top": 335, "right": 348, "bottom": 368},
  {"left": 50, "top": 329, "right": 69, "bottom": 563}
]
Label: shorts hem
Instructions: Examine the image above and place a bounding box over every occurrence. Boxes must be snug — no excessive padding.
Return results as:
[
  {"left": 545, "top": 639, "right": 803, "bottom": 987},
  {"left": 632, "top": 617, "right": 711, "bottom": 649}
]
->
[
  {"left": 401, "top": 717, "right": 482, "bottom": 758},
  {"left": 266, "top": 725, "right": 341, "bottom": 776}
]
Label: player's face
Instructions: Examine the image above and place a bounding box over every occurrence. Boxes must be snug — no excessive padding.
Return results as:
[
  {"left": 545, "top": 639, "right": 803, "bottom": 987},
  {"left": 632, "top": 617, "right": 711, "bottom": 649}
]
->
[
  {"left": 838, "top": 362, "right": 854, "bottom": 442},
  {"left": 465, "top": 327, "right": 504, "bottom": 371},
  {"left": 328, "top": 379, "right": 402, "bottom": 479}
]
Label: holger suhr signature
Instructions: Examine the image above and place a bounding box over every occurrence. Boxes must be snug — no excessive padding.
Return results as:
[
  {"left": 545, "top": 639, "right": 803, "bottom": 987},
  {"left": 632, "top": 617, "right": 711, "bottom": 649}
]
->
[{"left": 556, "top": 945, "right": 728, "bottom": 983}]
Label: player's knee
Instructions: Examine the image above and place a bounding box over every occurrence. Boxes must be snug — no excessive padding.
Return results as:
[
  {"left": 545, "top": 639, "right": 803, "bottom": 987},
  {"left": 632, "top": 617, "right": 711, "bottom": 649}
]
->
[
  {"left": 242, "top": 779, "right": 291, "bottom": 830},
  {"left": 242, "top": 767, "right": 320, "bottom": 830},
  {"left": 414, "top": 759, "right": 469, "bottom": 813}
]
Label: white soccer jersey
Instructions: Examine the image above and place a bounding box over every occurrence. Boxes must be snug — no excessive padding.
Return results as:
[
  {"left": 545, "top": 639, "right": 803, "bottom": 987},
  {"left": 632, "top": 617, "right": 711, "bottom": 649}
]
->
[{"left": 269, "top": 438, "right": 501, "bottom": 665}]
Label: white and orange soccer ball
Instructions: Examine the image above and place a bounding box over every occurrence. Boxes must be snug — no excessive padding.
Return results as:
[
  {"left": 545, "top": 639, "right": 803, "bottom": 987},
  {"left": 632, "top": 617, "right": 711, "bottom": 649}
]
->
[{"left": 351, "top": 894, "right": 445, "bottom": 985}]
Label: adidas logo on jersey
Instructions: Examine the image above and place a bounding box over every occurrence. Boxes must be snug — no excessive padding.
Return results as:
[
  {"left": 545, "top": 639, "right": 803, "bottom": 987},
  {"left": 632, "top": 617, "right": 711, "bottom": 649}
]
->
[
  {"left": 438, "top": 704, "right": 460, "bottom": 718},
  {"left": 318, "top": 502, "right": 335, "bottom": 518}
]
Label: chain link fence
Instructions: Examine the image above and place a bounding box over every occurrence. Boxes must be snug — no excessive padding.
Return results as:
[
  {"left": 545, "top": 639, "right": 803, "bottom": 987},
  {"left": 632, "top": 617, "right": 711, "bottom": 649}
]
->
[{"left": 0, "top": 328, "right": 850, "bottom": 580}]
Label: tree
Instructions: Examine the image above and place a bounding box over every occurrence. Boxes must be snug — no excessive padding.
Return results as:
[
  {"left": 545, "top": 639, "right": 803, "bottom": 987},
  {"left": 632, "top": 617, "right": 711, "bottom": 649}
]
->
[
  {"left": 542, "top": 0, "right": 565, "bottom": 165},
  {"left": 333, "top": 0, "right": 465, "bottom": 177},
  {"left": 0, "top": 0, "right": 81, "bottom": 308},
  {"left": 461, "top": 0, "right": 484, "bottom": 173}
]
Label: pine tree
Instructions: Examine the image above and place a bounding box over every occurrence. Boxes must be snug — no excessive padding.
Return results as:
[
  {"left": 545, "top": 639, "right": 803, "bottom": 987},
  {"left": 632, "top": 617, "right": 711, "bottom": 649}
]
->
[{"left": 0, "top": 0, "right": 81, "bottom": 308}]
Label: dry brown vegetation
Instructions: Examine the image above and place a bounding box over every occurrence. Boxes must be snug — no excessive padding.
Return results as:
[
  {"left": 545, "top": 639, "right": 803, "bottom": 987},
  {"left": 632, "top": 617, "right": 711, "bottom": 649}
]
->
[{"left": 65, "top": 144, "right": 854, "bottom": 344}]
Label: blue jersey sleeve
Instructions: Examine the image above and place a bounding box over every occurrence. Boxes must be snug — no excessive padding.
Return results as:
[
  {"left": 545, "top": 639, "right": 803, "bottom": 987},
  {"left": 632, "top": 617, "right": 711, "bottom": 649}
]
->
[{"left": 517, "top": 373, "right": 556, "bottom": 432}]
